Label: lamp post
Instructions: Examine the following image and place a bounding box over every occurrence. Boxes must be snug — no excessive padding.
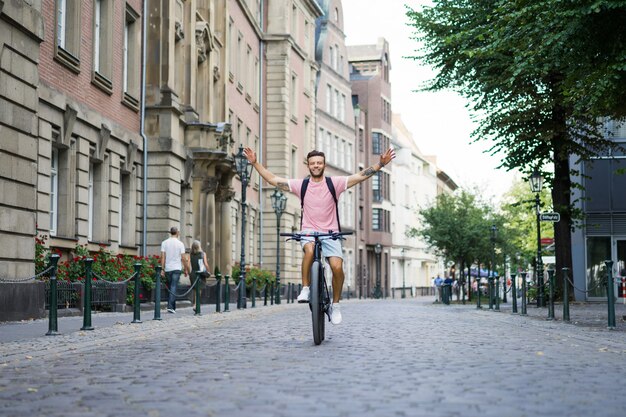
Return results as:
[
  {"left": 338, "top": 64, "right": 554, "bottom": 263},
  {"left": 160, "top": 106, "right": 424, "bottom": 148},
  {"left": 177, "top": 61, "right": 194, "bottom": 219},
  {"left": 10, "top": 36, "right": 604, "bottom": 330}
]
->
[
  {"left": 530, "top": 170, "right": 545, "bottom": 307},
  {"left": 234, "top": 144, "right": 253, "bottom": 309},
  {"left": 270, "top": 187, "right": 287, "bottom": 305},
  {"left": 490, "top": 224, "right": 498, "bottom": 309},
  {"left": 374, "top": 244, "right": 382, "bottom": 299},
  {"left": 401, "top": 248, "right": 406, "bottom": 299}
]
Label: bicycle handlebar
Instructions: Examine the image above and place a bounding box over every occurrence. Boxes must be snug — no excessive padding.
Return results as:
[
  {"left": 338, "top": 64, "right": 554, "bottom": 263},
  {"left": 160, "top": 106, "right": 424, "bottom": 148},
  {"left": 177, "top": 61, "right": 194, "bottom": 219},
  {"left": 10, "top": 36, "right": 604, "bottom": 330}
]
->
[{"left": 280, "top": 231, "right": 353, "bottom": 241}]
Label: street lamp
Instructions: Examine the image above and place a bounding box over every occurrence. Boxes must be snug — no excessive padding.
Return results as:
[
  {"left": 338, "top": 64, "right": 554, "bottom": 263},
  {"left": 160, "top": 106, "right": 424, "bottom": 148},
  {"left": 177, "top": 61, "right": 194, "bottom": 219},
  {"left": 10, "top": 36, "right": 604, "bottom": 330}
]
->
[
  {"left": 488, "top": 224, "right": 497, "bottom": 309},
  {"left": 234, "top": 144, "right": 253, "bottom": 309},
  {"left": 401, "top": 248, "right": 406, "bottom": 299},
  {"left": 529, "top": 170, "right": 545, "bottom": 307},
  {"left": 270, "top": 187, "right": 287, "bottom": 304},
  {"left": 490, "top": 224, "right": 498, "bottom": 310},
  {"left": 374, "top": 244, "right": 382, "bottom": 299}
]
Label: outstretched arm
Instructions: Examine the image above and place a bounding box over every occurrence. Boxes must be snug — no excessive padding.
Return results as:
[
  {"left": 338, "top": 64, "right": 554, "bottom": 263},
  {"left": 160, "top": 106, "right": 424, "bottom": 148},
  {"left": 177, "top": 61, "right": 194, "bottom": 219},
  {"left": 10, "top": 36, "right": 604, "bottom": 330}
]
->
[
  {"left": 243, "top": 147, "right": 290, "bottom": 192},
  {"left": 347, "top": 147, "right": 396, "bottom": 189}
]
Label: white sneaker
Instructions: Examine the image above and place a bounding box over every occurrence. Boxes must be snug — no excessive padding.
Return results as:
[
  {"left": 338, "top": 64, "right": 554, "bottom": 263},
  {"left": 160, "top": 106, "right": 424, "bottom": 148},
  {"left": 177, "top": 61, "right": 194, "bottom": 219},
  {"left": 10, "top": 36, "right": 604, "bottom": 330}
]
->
[
  {"left": 330, "top": 303, "right": 342, "bottom": 325},
  {"left": 297, "top": 286, "right": 310, "bottom": 303}
]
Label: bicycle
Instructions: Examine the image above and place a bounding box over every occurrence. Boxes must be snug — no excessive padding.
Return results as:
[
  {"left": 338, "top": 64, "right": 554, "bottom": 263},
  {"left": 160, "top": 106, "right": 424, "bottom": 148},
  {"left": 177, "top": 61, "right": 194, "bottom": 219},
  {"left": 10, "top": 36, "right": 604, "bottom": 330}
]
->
[{"left": 280, "top": 231, "right": 353, "bottom": 345}]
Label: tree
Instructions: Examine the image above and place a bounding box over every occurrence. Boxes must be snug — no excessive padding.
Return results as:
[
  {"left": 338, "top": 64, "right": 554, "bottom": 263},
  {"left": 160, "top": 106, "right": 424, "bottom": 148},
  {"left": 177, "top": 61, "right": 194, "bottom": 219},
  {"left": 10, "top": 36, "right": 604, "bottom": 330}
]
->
[
  {"left": 499, "top": 178, "right": 554, "bottom": 274},
  {"left": 406, "top": 0, "right": 626, "bottom": 289},
  {"left": 409, "top": 188, "right": 494, "bottom": 300}
]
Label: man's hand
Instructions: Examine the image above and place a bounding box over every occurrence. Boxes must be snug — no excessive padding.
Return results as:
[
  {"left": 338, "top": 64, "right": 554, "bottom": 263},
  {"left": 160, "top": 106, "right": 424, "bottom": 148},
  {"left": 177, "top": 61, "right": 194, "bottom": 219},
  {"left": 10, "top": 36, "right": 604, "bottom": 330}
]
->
[
  {"left": 379, "top": 147, "right": 396, "bottom": 168},
  {"left": 243, "top": 147, "right": 257, "bottom": 164}
]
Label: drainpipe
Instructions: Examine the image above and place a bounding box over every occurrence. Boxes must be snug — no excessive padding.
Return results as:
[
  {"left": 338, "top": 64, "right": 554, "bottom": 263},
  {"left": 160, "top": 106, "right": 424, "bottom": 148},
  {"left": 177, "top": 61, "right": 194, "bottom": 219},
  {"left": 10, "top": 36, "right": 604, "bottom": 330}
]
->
[
  {"left": 258, "top": 0, "right": 265, "bottom": 266},
  {"left": 140, "top": 0, "right": 148, "bottom": 256}
]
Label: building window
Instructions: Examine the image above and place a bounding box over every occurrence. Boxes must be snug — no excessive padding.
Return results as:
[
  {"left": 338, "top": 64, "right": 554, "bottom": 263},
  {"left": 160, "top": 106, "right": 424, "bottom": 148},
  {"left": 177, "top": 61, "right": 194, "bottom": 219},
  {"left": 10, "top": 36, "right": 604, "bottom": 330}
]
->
[
  {"left": 325, "top": 131, "right": 332, "bottom": 163},
  {"left": 372, "top": 208, "right": 382, "bottom": 231},
  {"left": 93, "top": 0, "right": 113, "bottom": 92},
  {"left": 55, "top": 0, "right": 81, "bottom": 71},
  {"left": 326, "top": 84, "right": 332, "bottom": 113},
  {"left": 291, "top": 146, "right": 297, "bottom": 178},
  {"left": 359, "top": 128, "right": 364, "bottom": 152},
  {"left": 123, "top": 5, "right": 140, "bottom": 109},
  {"left": 333, "top": 89, "right": 339, "bottom": 118},
  {"left": 88, "top": 162, "right": 94, "bottom": 241},
  {"left": 291, "top": 73, "right": 298, "bottom": 119},
  {"left": 372, "top": 132, "right": 382, "bottom": 154},
  {"left": 237, "top": 32, "right": 243, "bottom": 91},
  {"left": 373, "top": 172, "right": 382, "bottom": 202},
  {"left": 317, "top": 128, "right": 324, "bottom": 151},
  {"left": 50, "top": 148, "right": 59, "bottom": 236},
  {"left": 339, "top": 94, "right": 346, "bottom": 122},
  {"left": 228, "top": 19, "right": 235, "bottom": 81},
  {"left": 291, "top": 4, "right": 298, "bottom": 40},
  {"left": 254, "top": 57, "right": 260, "bottom": 105},
  {"left": 88, "top": 156, "right": 109, "bottom": 243},
  {"left": 52, "top": 133, "right": 77, "bottom": 238},
  {"left": 359, "top": 206, "right": 363, "bottom": 230}
]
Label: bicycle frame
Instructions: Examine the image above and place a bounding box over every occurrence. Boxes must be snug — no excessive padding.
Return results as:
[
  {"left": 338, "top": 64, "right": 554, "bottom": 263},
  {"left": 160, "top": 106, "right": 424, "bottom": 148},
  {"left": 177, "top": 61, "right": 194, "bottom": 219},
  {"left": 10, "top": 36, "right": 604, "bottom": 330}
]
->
[{"left": 280, "top": 231, "right": 352, "bottom": 345}]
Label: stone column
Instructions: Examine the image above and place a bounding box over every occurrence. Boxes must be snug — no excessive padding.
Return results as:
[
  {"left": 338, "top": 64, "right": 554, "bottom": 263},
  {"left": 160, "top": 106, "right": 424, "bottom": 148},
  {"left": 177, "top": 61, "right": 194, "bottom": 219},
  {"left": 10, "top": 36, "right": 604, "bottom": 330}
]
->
[
  {"left": 201, "top": 176, "right": 219, "bottom": 268},
  {"left": 216, "top": 186, "right": 234, "bottom": 275}
]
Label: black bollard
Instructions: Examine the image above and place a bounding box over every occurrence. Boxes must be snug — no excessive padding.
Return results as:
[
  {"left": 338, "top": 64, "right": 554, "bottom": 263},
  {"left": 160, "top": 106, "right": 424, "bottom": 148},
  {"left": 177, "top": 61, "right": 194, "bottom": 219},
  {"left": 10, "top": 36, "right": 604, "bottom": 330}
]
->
[
  {"left": 476, "top": 277, "right": 482, "bottom": 309},
  {"left": 132, "top": 263, "right": 142, "bottom": 323},
  {"left": 251, "top": 277, "right": 256, "bottom": 308},
  {"left": 511, "top": 273, "right": 518, "bottom": 314},
  {"left": 547, "top": 269, "right": 555, "bottom": 321},
  {"left": 502, "top": 275, "right": 507, "bottom": 304},
  {"left": 562, "top": 268, "right": 570, "bottom": 322},
  {"left": 520, "top": 272, "right": 527, "bottom": 316},
  {"left": 264, "top": 282, "right": 268, "bottom": 306},
  {"left": 46, "top": 254, "right": 61, "bottom": 336},
  {"left": 154, "top": 266, "right": 162, "bottom": 320},
  {"left": 495, "top": 277, "right": 500, "bottom": 311},
  {"left": 605, "top": 260, "right": 616, "bottom": 329},
  {"left": 224, "top": 275, "right": 230, "bottom": 312},
  {"left": 270, "top": 281, "right": 275, "bottom": 305},
  {"left": 194, "top": 274, "right": 202, "bottom": 316},
  {"left": 81, "top": 258, "right": 95, "bottom": 330},
  {"left": 215, "top": 272, "right": 222, "bottom": 313},
  {"left": 488, "top": 278, "right": 494, "bottom": 310}
]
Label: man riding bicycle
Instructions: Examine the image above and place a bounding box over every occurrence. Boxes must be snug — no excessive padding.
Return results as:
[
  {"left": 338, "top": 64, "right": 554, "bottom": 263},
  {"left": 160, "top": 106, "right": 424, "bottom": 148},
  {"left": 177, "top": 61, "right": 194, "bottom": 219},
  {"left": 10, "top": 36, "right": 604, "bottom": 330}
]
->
[{"left": 243, "top": 146, "right": 395, "bottom": 325}]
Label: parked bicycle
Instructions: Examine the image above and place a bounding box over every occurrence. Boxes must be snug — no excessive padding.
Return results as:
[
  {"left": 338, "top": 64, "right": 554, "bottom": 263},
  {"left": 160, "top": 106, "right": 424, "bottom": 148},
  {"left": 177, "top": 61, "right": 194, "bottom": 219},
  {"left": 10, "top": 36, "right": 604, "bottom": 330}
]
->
[{"left": 281, "top": 231, "right": 353, "bottom": 345}]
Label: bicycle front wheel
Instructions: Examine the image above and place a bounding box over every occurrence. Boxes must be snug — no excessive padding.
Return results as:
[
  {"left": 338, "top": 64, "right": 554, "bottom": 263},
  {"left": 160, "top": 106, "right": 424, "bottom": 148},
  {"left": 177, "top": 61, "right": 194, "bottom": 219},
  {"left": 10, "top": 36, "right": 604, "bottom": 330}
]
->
[{"left": 310, "top": 261, "right": 324, "bottom": 345}]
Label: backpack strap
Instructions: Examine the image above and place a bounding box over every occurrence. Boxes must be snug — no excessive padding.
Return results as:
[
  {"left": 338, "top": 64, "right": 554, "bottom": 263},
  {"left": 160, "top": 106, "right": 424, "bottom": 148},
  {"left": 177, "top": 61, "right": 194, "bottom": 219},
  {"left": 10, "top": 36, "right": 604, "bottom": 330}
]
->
[
  {"left": 299, "top": 178, "right": 310, "bottom": 230},
  {"left": 325, "top": 177, "right": 341, "bottom": 232},
  {"left": 299, "top": 177, "right": 341, "bottom": 232}
]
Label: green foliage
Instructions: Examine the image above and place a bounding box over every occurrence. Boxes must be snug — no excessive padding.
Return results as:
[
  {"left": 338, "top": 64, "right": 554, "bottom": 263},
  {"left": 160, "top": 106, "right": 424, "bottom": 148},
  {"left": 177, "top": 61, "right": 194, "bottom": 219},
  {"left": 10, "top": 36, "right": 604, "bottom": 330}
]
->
[
  {"left": 406, "top": 1, "right": 626, "bottom": 172},
  {"left": 231, "top": 264, "right": 276, "bottom": 288},
  {"left": 34, "top": 236, "right": 161, "bottom": 304},
  {"left": 499, "top": 178, "right": 554, "bottom": 268}
]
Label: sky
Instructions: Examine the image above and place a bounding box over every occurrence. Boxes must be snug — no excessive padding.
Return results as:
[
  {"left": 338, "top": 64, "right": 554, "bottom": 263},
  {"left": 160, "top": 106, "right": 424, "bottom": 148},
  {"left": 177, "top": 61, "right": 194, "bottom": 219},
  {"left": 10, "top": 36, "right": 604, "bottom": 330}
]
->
[{"left": 341, "top": 0, "right": 520, "bottom": 203}]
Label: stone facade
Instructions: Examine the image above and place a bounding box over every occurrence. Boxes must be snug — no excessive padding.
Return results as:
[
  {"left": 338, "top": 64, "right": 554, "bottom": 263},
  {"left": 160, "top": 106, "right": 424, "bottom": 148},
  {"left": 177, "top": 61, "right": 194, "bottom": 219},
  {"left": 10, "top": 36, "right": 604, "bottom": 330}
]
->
[
  {"left": 314, "top": 0, "right": 357, "bottom": 292},
  {"left": 349, "top": 38, "right": 394, "bottom": 297},
  {"left": 0, "top": 0, "right": 44, "bottom": 278},
  {"left": 262, "top": 0, "right": 323, "bottom": 284},
  {"left": 37, "top": 0, "right": 144, "bottom": 258}
]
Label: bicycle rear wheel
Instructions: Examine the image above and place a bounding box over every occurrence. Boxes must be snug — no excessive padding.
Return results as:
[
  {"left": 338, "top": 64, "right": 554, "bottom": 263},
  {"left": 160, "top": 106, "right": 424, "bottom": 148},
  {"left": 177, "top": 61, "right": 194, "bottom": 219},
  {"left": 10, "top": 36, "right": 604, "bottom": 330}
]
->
[{"left": 310, "top": 261, "right": 325, "bottom": 345}]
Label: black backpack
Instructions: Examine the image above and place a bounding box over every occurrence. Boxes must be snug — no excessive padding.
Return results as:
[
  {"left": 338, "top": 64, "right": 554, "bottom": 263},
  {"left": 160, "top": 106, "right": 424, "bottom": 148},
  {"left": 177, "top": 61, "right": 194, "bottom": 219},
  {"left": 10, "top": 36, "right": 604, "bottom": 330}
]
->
[{"left": 300, "top": 177, "right": 341, "bottom": 232}]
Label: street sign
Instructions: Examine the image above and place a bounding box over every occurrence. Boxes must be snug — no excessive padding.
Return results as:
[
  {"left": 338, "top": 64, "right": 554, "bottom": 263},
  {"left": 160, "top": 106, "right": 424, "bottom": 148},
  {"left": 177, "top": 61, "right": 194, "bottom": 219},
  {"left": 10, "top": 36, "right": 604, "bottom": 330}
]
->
[{"left": 540, "top": 212, "right": 560, "bottom": 222}]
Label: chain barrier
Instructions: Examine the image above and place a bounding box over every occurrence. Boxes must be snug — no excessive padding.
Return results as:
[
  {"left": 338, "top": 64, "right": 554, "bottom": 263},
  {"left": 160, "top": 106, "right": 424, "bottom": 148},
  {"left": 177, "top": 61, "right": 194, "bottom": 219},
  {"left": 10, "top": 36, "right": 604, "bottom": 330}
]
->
[
  {"left": 565, "top": 274, "right": 606, "bottom": 294},
  {"left": 91, "top": 270, "right": 138, "bottom": 284},
  {"left": 164, "top": 274, "right": 202, "bottom": 298},
  {"left": 0, "top": 265, "right": 54, "bottom": 283}
]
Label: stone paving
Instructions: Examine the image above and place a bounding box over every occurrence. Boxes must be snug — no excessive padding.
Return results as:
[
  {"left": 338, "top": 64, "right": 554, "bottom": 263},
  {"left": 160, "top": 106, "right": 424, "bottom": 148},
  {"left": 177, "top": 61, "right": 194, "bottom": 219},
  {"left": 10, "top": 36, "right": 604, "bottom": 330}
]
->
[{"left": 1, "top": 298, "right": 625, "bottom": 417}]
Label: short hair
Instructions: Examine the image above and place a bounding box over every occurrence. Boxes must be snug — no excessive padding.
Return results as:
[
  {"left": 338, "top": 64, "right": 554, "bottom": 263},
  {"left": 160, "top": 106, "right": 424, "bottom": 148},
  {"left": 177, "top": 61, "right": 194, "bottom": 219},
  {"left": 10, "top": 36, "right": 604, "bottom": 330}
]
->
[
  {"left": 169, "top": 226, "right": 179, "bottom": 235},
  {"left": 306, "top": 150, "right": 325, "bottom": 163}
]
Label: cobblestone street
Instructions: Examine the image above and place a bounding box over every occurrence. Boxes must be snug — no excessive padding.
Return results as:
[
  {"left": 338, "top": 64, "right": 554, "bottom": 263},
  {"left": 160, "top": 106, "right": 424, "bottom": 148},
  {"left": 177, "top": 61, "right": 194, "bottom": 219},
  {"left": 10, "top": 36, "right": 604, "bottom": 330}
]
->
[{"left": 1, "top": 298, "right": 625, "bottom": 417}]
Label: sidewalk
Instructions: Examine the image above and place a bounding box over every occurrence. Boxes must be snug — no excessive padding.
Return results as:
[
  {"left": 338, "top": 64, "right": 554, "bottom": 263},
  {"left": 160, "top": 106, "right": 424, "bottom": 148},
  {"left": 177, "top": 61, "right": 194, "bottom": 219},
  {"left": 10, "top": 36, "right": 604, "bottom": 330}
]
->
[
  {"left": 0, "top": 301, "right": 214, "bottom": 343},
  {"left": 443, "top": 294, "right": 626, "bottom": 331}
]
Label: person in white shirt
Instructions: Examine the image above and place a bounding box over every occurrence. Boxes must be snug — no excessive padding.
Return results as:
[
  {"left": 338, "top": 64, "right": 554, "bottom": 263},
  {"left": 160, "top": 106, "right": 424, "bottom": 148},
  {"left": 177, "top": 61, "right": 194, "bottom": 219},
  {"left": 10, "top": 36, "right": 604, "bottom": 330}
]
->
[{"left": 160, "top": 227, "right": 189, "bottom": 313}]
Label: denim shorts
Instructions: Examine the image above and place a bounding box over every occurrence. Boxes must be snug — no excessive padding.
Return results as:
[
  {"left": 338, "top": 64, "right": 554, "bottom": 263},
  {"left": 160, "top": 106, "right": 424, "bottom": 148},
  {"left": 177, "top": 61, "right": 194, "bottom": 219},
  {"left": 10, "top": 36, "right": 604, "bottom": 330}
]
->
[{"left": 299, "top": 231, "right": 344, "bottom": 259}]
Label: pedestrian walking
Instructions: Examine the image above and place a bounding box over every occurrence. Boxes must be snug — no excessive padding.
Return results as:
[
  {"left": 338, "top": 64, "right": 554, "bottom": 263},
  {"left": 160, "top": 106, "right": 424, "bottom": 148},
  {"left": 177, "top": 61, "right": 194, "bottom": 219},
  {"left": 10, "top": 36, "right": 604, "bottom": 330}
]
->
[
  {"left": 434, "top": 274, "right": 443, "bottom": 302},
  {"left": 160, "top": 227, "right": 190, "bottom": 313},
  {"left": 189, "top": 240, "right": 210, "bottom": 309}
]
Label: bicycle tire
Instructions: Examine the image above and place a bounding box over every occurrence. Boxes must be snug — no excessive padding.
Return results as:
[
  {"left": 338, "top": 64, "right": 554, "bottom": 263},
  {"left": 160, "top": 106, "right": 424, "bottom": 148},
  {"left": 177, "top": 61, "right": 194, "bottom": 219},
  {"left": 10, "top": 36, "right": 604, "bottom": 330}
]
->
[{"left": 310, "top": 261, "right": 324, "bottom": 345}]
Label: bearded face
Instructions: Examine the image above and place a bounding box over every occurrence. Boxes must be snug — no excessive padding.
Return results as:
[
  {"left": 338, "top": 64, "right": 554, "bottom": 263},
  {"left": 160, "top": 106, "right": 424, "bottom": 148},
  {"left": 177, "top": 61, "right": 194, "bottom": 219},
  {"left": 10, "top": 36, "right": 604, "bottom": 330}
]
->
[{"left": 307, "top": 155, "right": 325, "bottom": 179}]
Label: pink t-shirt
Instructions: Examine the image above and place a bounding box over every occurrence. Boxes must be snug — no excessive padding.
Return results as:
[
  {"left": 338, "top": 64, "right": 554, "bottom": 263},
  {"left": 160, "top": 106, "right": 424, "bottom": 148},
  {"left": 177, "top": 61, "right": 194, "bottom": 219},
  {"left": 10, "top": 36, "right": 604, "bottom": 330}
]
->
[{"left": 288, "top": 176, "right": 348, "bottom": 232}]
